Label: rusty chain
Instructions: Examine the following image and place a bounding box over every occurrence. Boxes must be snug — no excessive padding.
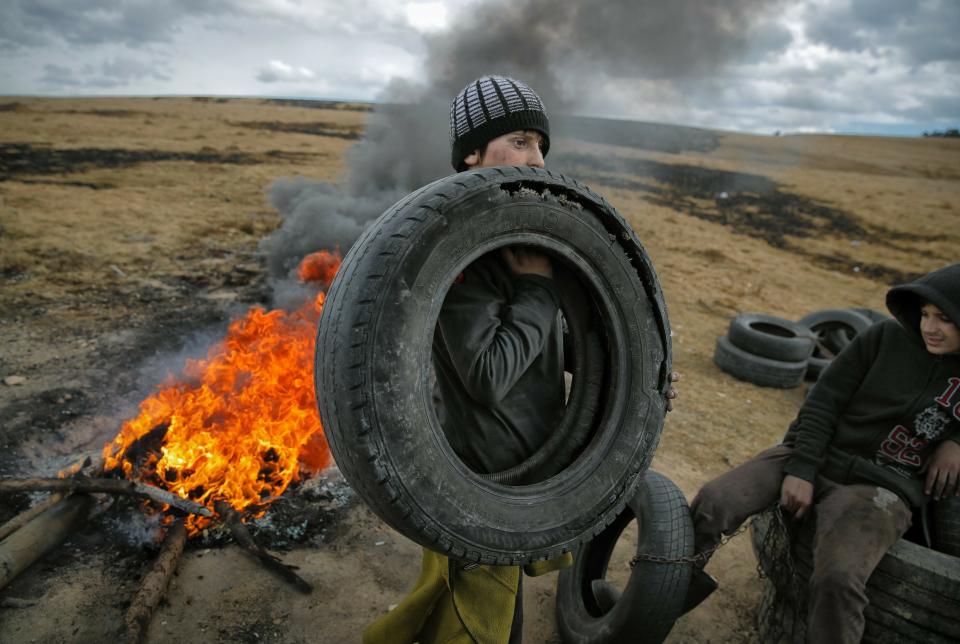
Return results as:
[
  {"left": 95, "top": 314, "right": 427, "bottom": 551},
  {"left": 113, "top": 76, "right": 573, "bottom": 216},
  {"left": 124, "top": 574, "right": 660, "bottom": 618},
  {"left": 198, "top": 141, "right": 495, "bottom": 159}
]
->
[{"left": 629, "top": 503, "right": 780, "bottom": 568}]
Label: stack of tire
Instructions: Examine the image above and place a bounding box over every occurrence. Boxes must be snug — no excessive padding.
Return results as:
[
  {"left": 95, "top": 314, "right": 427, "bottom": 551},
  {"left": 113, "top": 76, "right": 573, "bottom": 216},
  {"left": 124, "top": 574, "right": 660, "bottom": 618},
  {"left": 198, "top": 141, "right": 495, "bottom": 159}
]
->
[
  {"left": 714, "top": 308, "right": 891, "bottom": 388},
  {"left": 799, "top": 308, "right": 889, "bottom": 381},
  {"left": 714, "top": 313, "right": 816, "bottom": 389}
]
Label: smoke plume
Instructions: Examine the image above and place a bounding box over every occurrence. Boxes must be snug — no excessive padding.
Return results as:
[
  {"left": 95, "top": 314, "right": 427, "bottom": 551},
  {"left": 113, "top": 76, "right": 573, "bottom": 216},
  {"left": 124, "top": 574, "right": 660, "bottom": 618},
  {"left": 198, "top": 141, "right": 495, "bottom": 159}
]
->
[{"left": 260, "top": 0, "right": 785, "bottom": 285}]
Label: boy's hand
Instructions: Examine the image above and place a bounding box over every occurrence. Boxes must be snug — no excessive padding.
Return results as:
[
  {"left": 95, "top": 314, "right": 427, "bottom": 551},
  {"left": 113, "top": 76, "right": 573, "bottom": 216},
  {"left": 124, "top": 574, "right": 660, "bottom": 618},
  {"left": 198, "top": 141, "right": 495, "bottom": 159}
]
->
[
  {"left": 780, "top": 474, "right": 813, "bottom": 519},
  {"left": 923, "top": 440, "right": 960, "bottom": 500},
  {"left": 666, "top": 371, "right": 680, "bottom": 412},
  {"left": 502, "top": 246, "right": 552, "bottom": 279}
]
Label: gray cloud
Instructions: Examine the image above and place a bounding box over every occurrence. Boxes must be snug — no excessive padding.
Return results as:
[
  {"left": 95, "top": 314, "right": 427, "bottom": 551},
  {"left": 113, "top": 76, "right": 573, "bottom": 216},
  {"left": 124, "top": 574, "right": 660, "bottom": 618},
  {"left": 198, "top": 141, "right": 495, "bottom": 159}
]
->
[
  {"left": 256, "top": 60, "right": 317, "bottom": 84},
  {"left": 4, "top": 0, "right": 955, "bottom": 149},
  {"left": 101, "top": 57, "right": 171, "bottom": 82},
  {"left": 0, "top": 0, "right": 233, "bottom": 50},
  {"left": 806, "top": 0, "right": 960, "bottom": 65},
  {"left": 40, "top": 63, "right": 82, "bottom": 87},
  {"left": 39, "top": 56, "right": 171, "bottom": 89}
]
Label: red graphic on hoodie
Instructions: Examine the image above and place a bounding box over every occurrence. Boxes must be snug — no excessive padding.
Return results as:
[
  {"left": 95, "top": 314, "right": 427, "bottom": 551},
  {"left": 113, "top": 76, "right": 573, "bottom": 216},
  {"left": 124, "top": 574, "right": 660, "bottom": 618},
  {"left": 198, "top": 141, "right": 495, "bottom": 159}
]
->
[
  {"left": 879, "top": 425, "right": 925, "bottom": 468},
  {"left": 935, "top": 377, "right": 960, "bottom": 421}
]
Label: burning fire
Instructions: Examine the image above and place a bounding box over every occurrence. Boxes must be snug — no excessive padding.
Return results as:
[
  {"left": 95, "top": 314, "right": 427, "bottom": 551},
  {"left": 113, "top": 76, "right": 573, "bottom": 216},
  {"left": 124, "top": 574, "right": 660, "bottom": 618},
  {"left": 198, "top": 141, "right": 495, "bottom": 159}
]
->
[{"left": 103, "top": 251, "right": 341, "bottom": 534}]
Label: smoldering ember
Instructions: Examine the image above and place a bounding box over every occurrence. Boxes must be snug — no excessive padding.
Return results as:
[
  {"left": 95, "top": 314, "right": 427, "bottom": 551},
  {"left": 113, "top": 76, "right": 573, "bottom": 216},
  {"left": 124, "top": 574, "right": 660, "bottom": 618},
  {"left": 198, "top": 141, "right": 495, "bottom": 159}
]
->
[{"left": 0, "top": 95, "right": 958, "bottom": 644}]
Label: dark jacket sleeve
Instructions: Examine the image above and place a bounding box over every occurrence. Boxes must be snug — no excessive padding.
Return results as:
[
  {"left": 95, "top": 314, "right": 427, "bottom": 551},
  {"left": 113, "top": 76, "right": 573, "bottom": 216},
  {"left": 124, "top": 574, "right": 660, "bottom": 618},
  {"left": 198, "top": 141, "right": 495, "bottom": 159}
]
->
[
  {"left": 782, "top": 323, "right": 884, "bottom": 483},
  {"left": 437, "top": 264, "right": 560, "bottom": 406}
]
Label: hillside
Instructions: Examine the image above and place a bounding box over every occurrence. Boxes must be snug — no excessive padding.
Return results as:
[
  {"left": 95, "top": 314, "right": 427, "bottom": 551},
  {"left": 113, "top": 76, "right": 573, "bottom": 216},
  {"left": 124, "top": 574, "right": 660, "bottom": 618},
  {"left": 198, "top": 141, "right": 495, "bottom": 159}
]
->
[{"left": 0, "top": 96, "right": 957, "bottom": 643}]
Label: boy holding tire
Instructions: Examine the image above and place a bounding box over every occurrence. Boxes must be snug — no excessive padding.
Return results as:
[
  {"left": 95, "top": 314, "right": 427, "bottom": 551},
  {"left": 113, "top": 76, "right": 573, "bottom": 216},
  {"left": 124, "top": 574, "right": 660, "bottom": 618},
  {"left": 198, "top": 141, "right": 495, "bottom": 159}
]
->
[
  {"left": 686, "top": 262, "right": 960, "bottom": 643},
  {"left": 363, "top": 74, "right": 678, "bottom": 644}
]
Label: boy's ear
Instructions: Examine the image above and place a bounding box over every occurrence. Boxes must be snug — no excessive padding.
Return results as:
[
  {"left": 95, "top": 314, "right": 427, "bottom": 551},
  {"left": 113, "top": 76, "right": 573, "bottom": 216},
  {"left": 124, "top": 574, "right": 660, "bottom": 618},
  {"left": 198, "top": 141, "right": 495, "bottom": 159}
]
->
[{"left": 463, "top": 149, "right": 481, "bottom": 168}]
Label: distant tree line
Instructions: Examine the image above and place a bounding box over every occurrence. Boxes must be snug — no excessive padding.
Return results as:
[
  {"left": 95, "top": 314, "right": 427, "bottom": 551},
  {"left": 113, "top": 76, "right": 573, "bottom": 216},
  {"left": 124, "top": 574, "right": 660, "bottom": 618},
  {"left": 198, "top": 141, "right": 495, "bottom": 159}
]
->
[{"left": 922, "top": 128, "right": 960, "bottom": 138}]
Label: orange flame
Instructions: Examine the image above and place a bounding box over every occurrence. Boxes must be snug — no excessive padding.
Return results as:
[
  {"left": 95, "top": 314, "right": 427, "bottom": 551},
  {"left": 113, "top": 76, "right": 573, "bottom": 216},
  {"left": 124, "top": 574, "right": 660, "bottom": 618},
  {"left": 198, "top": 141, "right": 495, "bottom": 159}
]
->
[{"left": 103, "top": 251, "right": 342, "bottom": 534}]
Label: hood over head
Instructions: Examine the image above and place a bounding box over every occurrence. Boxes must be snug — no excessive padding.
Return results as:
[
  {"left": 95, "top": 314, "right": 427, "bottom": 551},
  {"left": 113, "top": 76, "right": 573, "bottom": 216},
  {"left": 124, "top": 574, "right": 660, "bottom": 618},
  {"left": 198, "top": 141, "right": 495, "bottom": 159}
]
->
[{"left": 886, "top": 263, "right": 960, "bottom": 340}]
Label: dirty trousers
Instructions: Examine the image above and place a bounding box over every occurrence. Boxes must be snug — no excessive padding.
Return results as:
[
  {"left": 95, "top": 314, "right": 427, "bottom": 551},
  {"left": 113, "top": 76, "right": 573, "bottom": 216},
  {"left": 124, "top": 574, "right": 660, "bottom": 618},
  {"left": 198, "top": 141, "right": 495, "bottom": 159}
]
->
[{"left": 689, "top": 444, "right": 912, "bottom": 644}]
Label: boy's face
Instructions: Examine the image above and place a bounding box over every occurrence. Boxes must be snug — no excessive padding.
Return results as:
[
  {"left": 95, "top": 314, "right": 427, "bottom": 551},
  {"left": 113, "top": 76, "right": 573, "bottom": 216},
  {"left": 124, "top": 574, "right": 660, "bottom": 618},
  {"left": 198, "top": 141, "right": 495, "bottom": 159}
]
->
[
  {"left": 463, "top": 130, "right": 546, "bottom": 169},
  {"left": 920, "top": 303, "right": 960, "bottom": 354}
]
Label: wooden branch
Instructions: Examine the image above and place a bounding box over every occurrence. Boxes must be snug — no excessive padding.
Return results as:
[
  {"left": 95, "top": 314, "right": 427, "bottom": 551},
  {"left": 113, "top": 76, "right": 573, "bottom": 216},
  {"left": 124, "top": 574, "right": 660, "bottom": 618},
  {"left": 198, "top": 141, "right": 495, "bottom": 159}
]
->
[
  {"left": 124, "top": 520, "right": 187, "bottom": 644},
  {"left": 0, "top": 494, "right": 93, "bottom": 590},
  {"left": 0, "top": 492, "right": 65, "bottom": 542},
  {"left": 213, "top": 501, "right": 312, "bottom": 594},
  {"left": 0, "top": 455, "right": 105, "bottom": 542},
  {"left": 0, "top": 597, "right": 37, "bottom": 608},
  {"left": 0, "top": 477, "right": 212, "bottom": 517}
]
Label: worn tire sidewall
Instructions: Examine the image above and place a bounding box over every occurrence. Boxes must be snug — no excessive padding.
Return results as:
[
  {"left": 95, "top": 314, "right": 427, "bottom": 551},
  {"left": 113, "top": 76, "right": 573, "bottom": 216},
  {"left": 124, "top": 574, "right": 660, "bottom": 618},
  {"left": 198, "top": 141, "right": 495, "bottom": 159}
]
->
[
  {"left": 555, "top": 470, "right": 694, "bottom": 644},
  {"left": 728, "top": 313, "right": 815, "bottom": 362},
  {"left": 318, "top": 168, "right": 670, "bottom": 562}
]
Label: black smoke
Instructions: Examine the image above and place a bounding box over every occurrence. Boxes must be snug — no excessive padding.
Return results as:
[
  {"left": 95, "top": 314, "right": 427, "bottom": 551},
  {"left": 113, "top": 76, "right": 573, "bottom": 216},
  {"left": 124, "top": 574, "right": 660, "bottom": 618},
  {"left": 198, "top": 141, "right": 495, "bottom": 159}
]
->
[{"left": 260, "top": 0, "right": 787, "bottom": 283}]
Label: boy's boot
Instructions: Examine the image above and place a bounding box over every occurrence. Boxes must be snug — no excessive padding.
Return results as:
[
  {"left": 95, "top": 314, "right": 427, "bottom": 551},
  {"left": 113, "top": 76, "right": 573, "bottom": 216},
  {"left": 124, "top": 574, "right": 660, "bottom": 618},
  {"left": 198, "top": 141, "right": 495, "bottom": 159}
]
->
[{"left": 681, "top": 567, "right": 719, "bottom": 614}]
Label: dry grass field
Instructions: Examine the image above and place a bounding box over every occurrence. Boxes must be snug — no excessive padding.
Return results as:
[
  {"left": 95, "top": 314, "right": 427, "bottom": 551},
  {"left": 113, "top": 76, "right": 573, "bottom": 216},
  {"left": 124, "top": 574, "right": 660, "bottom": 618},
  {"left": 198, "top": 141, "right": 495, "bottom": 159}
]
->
[{"left": 0, "top": 96, "right": 957, "bottom": 643}]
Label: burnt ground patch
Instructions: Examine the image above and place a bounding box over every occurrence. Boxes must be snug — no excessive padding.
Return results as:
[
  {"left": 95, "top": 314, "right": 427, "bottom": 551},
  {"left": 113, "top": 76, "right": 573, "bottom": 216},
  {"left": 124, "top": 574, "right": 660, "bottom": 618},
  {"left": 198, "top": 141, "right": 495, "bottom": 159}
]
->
[
  {"left": 46, "top": 108, "right": 147, "bottom": 118},
  {"left": 262, "top": 98, "right": 374, "bottom": 112},
  {"left": 232, "top": 120, "right": 363, "bottom": 140},
  {"left": 0, "top": 143, "right": 316, "bottom": 182},
  {"left": 0, "top": 303, "right": 229, "bottom": 481},
  {"left": 555, "top": 114, "right": 721, "bottom": 154},
  {"left": 554, "top": 152, "right": 936, "bottom": 284}
]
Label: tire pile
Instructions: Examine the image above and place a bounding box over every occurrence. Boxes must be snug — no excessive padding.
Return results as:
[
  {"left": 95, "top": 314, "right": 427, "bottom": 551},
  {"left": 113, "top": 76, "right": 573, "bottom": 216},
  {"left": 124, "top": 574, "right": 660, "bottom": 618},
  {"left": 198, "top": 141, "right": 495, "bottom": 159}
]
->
[{"left": 713, "top": 308, "right": 890, "bottom": 387}]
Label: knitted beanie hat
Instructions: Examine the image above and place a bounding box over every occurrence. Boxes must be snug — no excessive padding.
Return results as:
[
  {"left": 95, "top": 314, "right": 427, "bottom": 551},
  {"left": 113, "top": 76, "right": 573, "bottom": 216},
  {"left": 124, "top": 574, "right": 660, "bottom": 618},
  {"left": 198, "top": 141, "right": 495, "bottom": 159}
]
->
[{"left": 449, "top": 75, "right": 550, "bottom": 171}]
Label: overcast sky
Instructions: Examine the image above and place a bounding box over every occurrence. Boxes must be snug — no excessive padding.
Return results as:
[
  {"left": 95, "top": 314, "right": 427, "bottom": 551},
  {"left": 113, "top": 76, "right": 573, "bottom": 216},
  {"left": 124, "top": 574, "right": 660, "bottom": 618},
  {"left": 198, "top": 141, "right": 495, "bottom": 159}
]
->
[{"left": 1, "top": 0, "right": 957, "bottom": 136}]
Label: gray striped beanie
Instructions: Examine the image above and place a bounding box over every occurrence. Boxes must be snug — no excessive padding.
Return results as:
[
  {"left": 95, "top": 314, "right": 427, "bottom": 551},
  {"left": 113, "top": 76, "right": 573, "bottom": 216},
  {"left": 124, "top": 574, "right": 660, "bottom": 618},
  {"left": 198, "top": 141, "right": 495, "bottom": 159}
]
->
[{"left": 449, "top": 75, "right": 550, "bottom": 171}]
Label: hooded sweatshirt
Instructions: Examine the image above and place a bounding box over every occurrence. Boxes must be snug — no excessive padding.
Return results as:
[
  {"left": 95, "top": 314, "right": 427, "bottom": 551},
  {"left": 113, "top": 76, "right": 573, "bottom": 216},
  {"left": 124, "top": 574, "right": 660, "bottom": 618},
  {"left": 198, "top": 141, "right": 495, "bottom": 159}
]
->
[{"left": 783, "top": 263, "right": 960, "bottom": 507}]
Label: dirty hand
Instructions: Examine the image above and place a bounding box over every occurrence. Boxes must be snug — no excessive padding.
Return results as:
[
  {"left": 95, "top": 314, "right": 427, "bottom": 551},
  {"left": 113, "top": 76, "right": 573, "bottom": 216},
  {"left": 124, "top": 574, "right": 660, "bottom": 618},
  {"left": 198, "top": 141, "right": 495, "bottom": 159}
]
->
[
  {"left": 665, "top": 371, "right": 680, "bottom": 412},
  {"left": 923, "top": 440, "right": 960, "bottom": 500},
  {"left": 502, "top": 246, "right": 553, "bottom": 279},
  {"left": 779, "top": 474, "right": 813, "bottom": 519}
]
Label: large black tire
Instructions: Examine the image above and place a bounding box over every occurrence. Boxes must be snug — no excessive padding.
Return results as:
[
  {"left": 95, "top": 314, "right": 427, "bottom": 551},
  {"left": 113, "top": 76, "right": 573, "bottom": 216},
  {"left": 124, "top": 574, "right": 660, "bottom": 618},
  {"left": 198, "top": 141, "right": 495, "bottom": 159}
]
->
[
  {"left": 713, "top": 335, "right": 807, "bottom": 388},
  {"left": 797, "top": 309, "right": 872, "bottom": 381},
  {"left": 315, "top": 166, "right": 672, "bottom": 564},
  {"left": 752, "top": 510, "right": 960, "bottom": 643},
  {"left": 555, "top": 470, "right": 694, "bottom": 644},
  {"left": 932, "top": 496, "right": 960, "bottom": 557},
  {"left": 727, "top": 313, "right": 815, "bottom": 362}
]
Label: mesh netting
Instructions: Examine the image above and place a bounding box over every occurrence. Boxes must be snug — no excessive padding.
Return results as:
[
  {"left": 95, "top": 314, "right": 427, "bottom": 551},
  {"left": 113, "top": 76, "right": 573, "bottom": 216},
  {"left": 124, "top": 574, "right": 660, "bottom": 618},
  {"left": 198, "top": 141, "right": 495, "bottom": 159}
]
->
[{"left": 754, "top": 506, "right": 809, "bottom": 644}]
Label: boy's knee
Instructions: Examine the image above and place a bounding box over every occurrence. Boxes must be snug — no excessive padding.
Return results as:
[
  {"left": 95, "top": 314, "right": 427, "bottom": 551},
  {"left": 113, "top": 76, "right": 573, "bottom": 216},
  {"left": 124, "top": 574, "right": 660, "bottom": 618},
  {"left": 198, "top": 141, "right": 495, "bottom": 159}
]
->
[{"left": 690, "top": 479, "right": 726, "bottom": 524}]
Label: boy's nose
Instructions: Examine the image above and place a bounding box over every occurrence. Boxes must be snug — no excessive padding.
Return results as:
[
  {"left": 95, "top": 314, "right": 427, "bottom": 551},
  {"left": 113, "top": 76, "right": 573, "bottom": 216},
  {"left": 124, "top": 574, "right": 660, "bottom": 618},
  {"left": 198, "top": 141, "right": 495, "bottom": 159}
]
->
[{"left": 528, "top": 147, "right": 545, "bottom": 168}]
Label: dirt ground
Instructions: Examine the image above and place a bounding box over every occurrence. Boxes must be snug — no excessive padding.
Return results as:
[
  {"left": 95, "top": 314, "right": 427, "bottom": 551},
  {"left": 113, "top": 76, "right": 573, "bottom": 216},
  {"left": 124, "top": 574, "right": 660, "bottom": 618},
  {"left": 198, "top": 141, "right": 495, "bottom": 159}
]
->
[{"left": 0, "top": 97, "right": 957, "bottom": 644}]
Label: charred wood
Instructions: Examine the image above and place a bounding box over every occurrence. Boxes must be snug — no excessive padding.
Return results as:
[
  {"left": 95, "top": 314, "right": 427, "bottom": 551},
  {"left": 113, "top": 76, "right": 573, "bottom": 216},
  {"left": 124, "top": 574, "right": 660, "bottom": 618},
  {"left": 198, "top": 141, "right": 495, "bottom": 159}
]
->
[
  {"left": 0, "top": 492, "right": 65, "bottom": 542},
  {"left": 213, "top": 500, "right": 312, "bottom": 594},
  {"left": 0, "top": 597, "right": 37, "bottom": 608},
  {"left": 0, "top": 494, "right": 93, "bottom": 590},
  {"left": 0, "top": 457, "right": 105, "bottom": 542},
  {"left": 0, "top": 476, "right": 212, "bottom": 517},
  {"left": 124, "top": 520, "right": 187, "bottom": 644}
]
